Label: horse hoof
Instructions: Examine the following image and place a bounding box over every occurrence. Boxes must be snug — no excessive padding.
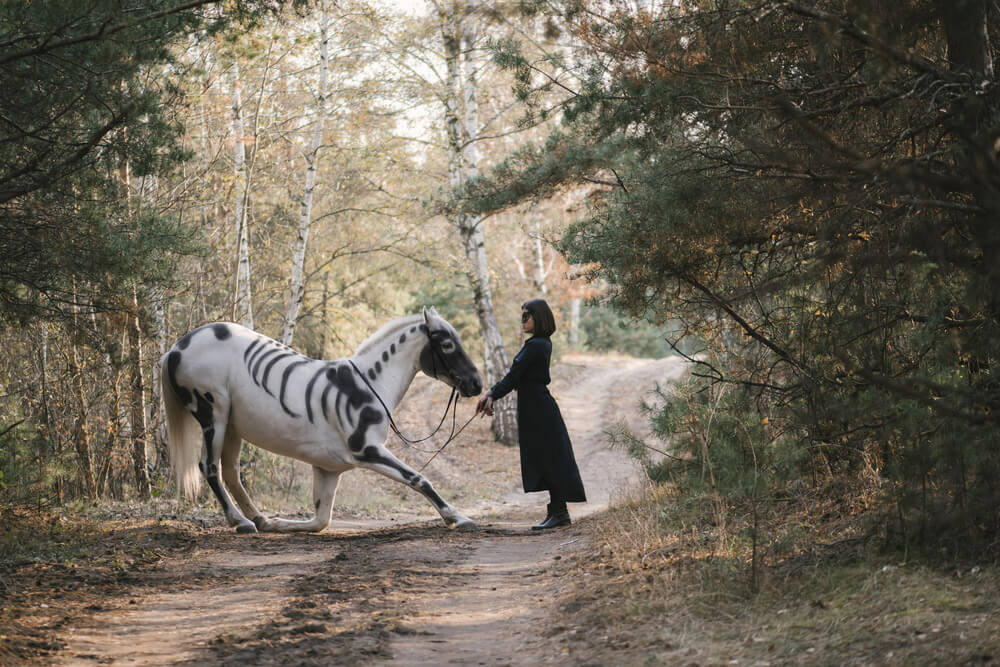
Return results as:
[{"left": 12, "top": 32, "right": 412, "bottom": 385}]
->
[
  {"left": 236, "top": 522, "right": 258, "bottom": 534},
  {"left": 451, "top": 518, "right": 478, "bottom": 531}
]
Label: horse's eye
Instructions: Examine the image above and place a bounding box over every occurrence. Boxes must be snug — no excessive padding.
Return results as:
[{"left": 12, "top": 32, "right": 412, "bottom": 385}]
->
[{"left": 440, "top": 339, "right": 456, "bottom": 354}]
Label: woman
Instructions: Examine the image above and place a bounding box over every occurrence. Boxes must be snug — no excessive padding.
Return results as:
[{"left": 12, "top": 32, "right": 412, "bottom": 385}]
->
[{"left": 476, "top": 299, "right": 586, "bottom": 529}]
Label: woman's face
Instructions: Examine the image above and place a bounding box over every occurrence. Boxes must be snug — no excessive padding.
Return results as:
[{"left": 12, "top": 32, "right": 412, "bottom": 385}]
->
[{"left": 521, "top": 309, "right": 535, "bottom": 335}]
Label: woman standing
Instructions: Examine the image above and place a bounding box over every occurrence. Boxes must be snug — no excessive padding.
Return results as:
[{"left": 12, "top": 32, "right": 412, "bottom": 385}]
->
[{"left": 476, "top": 299, "right": 586, "bottom": 529}]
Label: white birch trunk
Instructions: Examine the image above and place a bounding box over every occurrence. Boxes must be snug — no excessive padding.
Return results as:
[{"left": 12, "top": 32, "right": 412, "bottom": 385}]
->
[
  {"left": 281, "top": 5, "right": 330, "bottom": 346},
  {"left": 568, "top": 296, "right": 582, "bottom": 346},
  {"left": 441, "top": 5, "right": 516, "bottom": 445},
  {"left": 231, "top": 61, "right": 254, "bottom": 329}
]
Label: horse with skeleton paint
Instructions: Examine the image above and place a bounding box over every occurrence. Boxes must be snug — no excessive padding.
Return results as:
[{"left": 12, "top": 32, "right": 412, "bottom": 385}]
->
[{"left": 161, "top": 307, "right": 482, "bottom": 533}]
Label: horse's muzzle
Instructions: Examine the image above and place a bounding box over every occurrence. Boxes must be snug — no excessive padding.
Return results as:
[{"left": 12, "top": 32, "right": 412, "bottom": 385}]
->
[{"left": 460, "top": 376, "right": 483, "bottom": 398}]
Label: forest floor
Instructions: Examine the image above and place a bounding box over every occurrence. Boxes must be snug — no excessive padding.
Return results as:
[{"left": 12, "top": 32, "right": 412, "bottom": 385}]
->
[{"left": 2, "top": 352, "right": 999, "bottom": 665}]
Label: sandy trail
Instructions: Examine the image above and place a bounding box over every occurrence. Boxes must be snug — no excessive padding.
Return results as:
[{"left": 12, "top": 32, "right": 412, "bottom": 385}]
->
[{"left": 50, "top": 354, "right": 687, "bottom": 666}]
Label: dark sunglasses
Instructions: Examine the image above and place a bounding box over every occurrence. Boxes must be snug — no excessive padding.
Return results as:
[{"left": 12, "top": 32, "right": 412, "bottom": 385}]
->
[{"left": 521, "top": 311, "right": 532, "bottom": 323}]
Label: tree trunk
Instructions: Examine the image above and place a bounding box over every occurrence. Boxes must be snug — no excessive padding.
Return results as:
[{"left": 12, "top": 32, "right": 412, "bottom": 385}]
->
[
  {"left": 69, "top": 296, "right": 96, "bottom": 498},
  {"left": 149, "top": 287, "right": 168, "bottom": 471},
  {"left": 127, "top": 286, "right": 151, "bottom": 500},
  {"left": 441, "top": 3, "right": 517, "bottom": 445},
  {"left": 231, "top": 61, "right": 254, "bottom": 329},
  {"left": 281, "top": 5, "right": 330, "bottom": 346},
  {"left": 568, "top": 296, "right": 582, "bottom": 346},
  {"left": 938, "top": 0, "right": 993, "bottom": 79}
]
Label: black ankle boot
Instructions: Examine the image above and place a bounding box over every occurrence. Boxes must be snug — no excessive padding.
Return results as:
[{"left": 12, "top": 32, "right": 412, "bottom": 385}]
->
[{"left": 532, "top": 503, "right": 571, "bottom": 530}]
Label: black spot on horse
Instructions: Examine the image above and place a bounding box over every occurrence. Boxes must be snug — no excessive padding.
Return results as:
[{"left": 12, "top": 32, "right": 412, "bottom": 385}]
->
[
  {"left": 211, "top": 323, "right": 232, "bottom": 340},
  {"left": 390, "top": 343, "right": 397, "bottom": 354},
  {"left": 367, "top": 368, "right": 377, "bottom": 380},
  {"left": 382, "top": 351, "right": 389, "bottom": 362},
  {"left": 398, "top": 334, "right": 406, "bottom": 345},
  {"left": 375, "top": 361, "right": 382, "bottom": 374},
  {"left": 177, "top": 332, "right": 194, "bottom": 350}
]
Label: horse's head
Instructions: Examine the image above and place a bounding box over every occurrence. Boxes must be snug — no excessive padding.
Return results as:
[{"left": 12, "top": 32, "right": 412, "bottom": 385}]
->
[{"left": 418, "top": 307, "right": 483, "bottom": 398}]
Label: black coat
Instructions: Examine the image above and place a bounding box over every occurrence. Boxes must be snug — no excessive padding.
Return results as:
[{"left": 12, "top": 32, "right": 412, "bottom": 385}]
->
[{"left": 490, "top": 336, "right": 586, "bottom": 503}]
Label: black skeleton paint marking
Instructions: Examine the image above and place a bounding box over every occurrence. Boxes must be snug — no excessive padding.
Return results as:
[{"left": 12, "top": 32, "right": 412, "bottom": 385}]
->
[
  {"left": 360, "top": 446, "right": 413, "bottom": 481},
  {"left": 166, "top": 351, "right": 192, "bottom": 406},
  {"left": 367, "top": 368, "right": 377, "bottom": 381},
  {"left": 211, "top": 323, "right": 232, "bottom": 340},
  {"left": 347, "top": 407, "right": 384, "bottom": 452},
  {"left": 245, "top": 345, "right": 270, "bottom": 379},
  {"left": 261, "top": 352, "right": 296, "bottom": 395},
  {"left": 409, "top": 327, "right": 417, "bottom": 333},
  {"left": 382, "top": 351, "right": 389, "bottom": 362},
  {"left": 398, "top": 334, "right": 406, "bottom": 345},
  {"left": 243, "top": 338, "right": 260, "bottom": 361},
  {"left": 191, "top": 389, "right": 214, "bottom": 432},
  {"left": 418, "top": 480, "right": 448, "bottom": 510},
  {"left": 375, "top": 361, "right": 382, "bottom": 374},
  {"left": 390, "top": 343, "right": 396, "bottom": 354},
  {"left": 251, "top": 348, "right": 282, "bottom": 386},
  {"left": 322, "top": 365, "right": 373, "bottom": 429},
  {"left": 304, "top": 366, "right": 328, "bottom": 424},
  {"left": 320, "top": 380, "right": 334, "bottom": 423},
  {"left": 278, "top": 359, "right": 309, "bottom": 417}
]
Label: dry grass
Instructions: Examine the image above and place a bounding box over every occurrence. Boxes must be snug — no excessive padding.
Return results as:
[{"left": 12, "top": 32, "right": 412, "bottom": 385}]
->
[{"left": 553, "top": 481, "right": 1000, "bottom": 666}]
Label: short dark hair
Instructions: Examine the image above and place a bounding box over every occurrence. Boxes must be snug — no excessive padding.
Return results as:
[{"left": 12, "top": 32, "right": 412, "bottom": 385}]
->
[{"left": 522, "top": 298, "right": 556, "bottom": 337}]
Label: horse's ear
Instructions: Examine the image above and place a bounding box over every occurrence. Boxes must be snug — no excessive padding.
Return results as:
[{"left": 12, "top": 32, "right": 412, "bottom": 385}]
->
[{"left": 422, "top": 307, "right": 431, "bottom": 326}]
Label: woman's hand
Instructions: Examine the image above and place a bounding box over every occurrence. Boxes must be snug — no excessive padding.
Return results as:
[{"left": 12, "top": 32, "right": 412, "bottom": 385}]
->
[{"left": 475, "top": 393, "right": 494, "bottom": 417}]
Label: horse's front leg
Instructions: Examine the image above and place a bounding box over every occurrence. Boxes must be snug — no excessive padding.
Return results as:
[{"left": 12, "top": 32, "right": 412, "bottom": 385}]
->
[
  {"left": 354, "top": 444, "right": 476, "bottom": 530},
  {"left": 255, "top": 466, "right": 341, "bottom": 533}
]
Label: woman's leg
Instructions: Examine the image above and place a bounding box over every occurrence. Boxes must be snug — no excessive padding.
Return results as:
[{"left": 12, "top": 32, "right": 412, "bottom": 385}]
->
[{"left": 533, "top": 489, "right": 571, "bottom": 530}]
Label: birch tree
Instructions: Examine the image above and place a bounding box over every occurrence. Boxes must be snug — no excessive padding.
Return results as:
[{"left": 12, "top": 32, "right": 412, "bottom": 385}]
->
[
  {"left": 231, "top": 61, "right": 254, "bottom": 329},
  {"left": 281, "top": 4, "right": 331, "bottom": 346},
  {"left": 438, "top": 0, "right": 516, "bottom": 445}
]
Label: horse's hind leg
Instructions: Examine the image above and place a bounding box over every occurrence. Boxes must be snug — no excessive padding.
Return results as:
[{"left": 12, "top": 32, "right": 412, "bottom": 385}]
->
[
  {"left": 256, "top": 466, "right": 341, "bottom": 533},
  {"left": 191, "top": 391, "right": 256, "bottom": 533},
  {"left": 220, "top": 430, "right": 264, "bottom": 528},
  {"left": 355, "top": 445, "right": 475, "bottom": 530}
]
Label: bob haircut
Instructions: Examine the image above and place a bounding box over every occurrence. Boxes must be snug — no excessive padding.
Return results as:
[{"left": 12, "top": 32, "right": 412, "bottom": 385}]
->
[{"left": 522, "top": 298, "right": 556, "bottom": 338}]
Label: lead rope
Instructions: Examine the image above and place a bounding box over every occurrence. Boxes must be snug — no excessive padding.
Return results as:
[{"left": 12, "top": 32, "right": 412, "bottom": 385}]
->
[{"left": 348, "top": 360, "right": 478, "bottom": 471}]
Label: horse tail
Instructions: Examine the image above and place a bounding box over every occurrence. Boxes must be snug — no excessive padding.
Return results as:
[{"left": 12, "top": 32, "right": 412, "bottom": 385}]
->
[{"left": 161, "top": 353, "right": 202, "bottom": 498}]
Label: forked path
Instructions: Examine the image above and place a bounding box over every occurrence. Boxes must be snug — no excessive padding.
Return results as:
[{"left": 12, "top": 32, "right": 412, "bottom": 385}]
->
[{"left": 53, "top": 354, "right": 687, "bottom": 666}]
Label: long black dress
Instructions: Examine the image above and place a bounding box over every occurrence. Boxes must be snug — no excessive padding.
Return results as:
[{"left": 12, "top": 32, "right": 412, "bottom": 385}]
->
[{"left": 490, "top": 336, "right": 587, "bottom": 503}]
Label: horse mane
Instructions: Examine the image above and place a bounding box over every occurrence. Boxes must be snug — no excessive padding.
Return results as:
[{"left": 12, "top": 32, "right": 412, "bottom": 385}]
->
[{"left": 354, "top": 313, "right": 425, "bottom": 357}]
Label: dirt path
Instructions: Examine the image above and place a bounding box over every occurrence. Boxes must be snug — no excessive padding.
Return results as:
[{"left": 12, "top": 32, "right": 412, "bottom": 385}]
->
[{"left": 46, "top": 354, "right": 686, "bottom": 666}]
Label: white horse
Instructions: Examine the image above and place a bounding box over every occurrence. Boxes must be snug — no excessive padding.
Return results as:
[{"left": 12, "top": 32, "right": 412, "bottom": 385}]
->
[{"left": 160, "top": 307, "right": 483, "bottom": 533}]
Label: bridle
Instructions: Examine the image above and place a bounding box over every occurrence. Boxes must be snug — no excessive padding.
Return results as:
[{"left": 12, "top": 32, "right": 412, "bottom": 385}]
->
[{"left": 348, "top": 325, "right": 478, "bottom": 472}]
